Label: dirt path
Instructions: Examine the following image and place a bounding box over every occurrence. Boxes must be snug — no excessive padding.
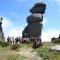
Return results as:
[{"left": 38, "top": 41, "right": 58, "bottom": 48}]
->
[{"left": 17, "top": 47, "right": 43, "bottom": 60}]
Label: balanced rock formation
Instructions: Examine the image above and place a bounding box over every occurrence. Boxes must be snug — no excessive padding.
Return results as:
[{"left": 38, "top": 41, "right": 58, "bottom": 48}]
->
[
  {"left": 22, "top": 2, "right": 46, "bottom": 38},
  {"left": 0, "top": 17, "right": 5, "bottom": 42}
]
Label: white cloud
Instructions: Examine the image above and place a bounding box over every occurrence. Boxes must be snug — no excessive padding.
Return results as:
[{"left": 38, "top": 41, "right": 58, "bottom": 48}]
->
[
  {"left": 2, "top": 17, "right": 24, "bottom": 40},
  {"left": 42, "top": 29, "right": 60, "bottom": 42},
  {"left": 42, "top": 18, "right": 47, "bottom": 26},
  {"left": 8, "top": 27, "right": 23, "bottom": 38},
  {"left": 10, "top": 12, "right": 21, "bottom": 18},
  {"left": 2, "top": 17, "right": 12, "bottom": 30}
]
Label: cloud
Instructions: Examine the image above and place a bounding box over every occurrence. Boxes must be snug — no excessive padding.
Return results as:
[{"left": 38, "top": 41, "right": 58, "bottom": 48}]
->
[
  {"left": 8, "top": 27, "right": 23, "bottom": 37},
  {"left": 42, "top": 18, "right": 47, "bottom": 26},
  {"left": 2, "top": 17, "right": 12, "bottom": 30},
  {"left": 2, "top": 17, "right": 12, "bottom": 38},
  {"left": 10, "top": 12, "right": 21, "bottom": 18},
  {"left": 2, "top": 17, "right": 24, "bottom": 40},
  {"left": 42, "top": 29, "right": 60, "bottom": 42}
]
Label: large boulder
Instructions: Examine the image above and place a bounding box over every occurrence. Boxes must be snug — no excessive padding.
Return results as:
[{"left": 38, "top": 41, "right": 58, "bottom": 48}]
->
[
  {"left": 51, "top": 38, "right": 60, "bottom": 43},
  {"left": 30, "top": 3, "right": 46, "bottom": 14},
  {"left": 22, "top": 23, "right": 43, "bottom": 38},
  {"left": 27, "top": 14, "right": 43, "bottom": 24},
  {"left": 50, "top": 45, "right": 60, "bottom": 52}
]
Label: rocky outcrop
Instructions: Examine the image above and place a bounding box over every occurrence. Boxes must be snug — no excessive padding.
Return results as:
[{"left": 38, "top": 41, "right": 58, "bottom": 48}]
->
[
  {"left": 50, "top": 45, "right": 60, "bottom": 52},
  {"left": 0, "top": 17, "right": 5, "bottom": 42},
  {"left": 22, "top": 2, "right": 46, "bottom": 38}
]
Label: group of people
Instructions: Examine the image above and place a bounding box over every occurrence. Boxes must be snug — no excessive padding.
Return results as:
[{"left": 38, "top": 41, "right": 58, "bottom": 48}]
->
[
  {"left": 32, "top": 37, "right": 42, "bottom": 49},
  {"left": 7, "top": 36, "right": 29, "bottom": 45},
  {"left": 7, "top": 36, "right": 42, "bottom": 48}
]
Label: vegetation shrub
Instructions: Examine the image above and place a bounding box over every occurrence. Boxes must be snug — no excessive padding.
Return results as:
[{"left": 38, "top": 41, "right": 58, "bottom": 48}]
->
[
  {"left": 0, "top": 41, "right": 3, "bottom": 45},
  {"left": 7, "top": 54, "right": 27, "bottom": 60},
  {"left": 51, "top": 37, "right": 56, "bottom": 42},
  {"left": 26, "top": 40, "right": 32, "bottom": 44},
  {"left": 11, "top": 44, "right": 20, "bottom": 50},
  {"left": 7, "top": 55, "right": 17, "bottom": 60},
  {"left": 1, "top": 42, "right": 9, "bottom": 47},
  {"left": 51, "top": 37, "right": 60, "bottom": 43},
  {"left": 0, "top": 41, "right": 9, "bottom": 47}
]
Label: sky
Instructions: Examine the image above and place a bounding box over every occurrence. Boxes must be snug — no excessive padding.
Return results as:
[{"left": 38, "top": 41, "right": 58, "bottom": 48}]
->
[{"left": 0, "top": 0, "right": 60, "bottom": 42}]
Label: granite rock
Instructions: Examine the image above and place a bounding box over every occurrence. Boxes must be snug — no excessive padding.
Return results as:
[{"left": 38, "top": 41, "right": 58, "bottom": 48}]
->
[
  {"left": 22, "top": 2, "right": 46, "bottom": 38},
  {"left": 22, "top": 23, "right": 43, "bottom": 38},
  {"left": 30, "top": 3, "right": 46, "bottom": 14},
  {"left": 27, "top": 14, "right": 43, "bottom": 24},
  {"left": 50, "top": 45, "right": 60, "bottom": 52}
]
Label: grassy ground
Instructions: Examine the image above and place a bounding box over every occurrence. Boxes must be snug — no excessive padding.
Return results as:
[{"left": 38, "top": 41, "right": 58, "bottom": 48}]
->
[
  {"left": 0, "top": 44, "right": 27, "bottom": 60},
  {"left": 0, "top": 42, "right": 60, "bottom": 60},
  {"left": 34, "top": 42, "right": 60, "bottom": 60},
  {"left": 0, "top": 42, "right": 42, "bottom": 60}
]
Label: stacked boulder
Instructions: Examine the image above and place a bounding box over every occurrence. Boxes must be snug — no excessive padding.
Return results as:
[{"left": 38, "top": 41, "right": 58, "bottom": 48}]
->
[
  {"left": 0, "top": 17, "right": 5, "bottom": 42},
  {"left": 22, "top": 2, "right": 46, "bottom": 38}
]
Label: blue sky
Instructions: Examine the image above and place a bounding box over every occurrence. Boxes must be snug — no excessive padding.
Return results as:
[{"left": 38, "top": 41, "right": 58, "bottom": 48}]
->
[{"left": 0, "top": 0, "right": 60, "bottom": 42}]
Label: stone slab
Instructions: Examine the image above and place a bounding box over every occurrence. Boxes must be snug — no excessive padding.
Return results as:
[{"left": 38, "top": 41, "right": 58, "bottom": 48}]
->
[
  {"left": 27, "top": 14, "right": 43, "bottom": 24},
  {"left": 30, "top": 3, "right": 46, "bottom": 14},
  {"left": 50, "top": 45, "right": 60, "bottom": 52},
  {"left": 22, "top": 23, "right": 43, "bottom": 38}
]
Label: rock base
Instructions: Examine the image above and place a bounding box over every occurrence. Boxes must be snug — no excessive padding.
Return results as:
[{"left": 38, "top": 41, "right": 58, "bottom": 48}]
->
[{"left": 0, "top": 31, "right": 5, "bottom": 42}]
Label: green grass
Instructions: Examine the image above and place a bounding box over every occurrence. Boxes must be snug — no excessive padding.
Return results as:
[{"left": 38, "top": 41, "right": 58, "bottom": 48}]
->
[
  {"left": 34, "top": 42, "right": 60, "bottom": 60},
  {"left": 0, "top": 43, "right": 28, "bottom": 60},
  {"left": 0, "top": 42, "right": 60, "bottom": 60},
  {"left": 7, "top": 54, "right": 27, "bottom": 60},
  {"left": 0, "top": 42, "right": 33, "bottom": 60}
]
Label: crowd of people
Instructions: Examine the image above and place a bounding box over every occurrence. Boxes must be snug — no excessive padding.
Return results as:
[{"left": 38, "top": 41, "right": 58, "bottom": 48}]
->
[
  {"left": 7, "top": 35, "right": 42, "bottom": 49},
  {"left": 7, "top": 36, "right": 29, "bottom": 44}
]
